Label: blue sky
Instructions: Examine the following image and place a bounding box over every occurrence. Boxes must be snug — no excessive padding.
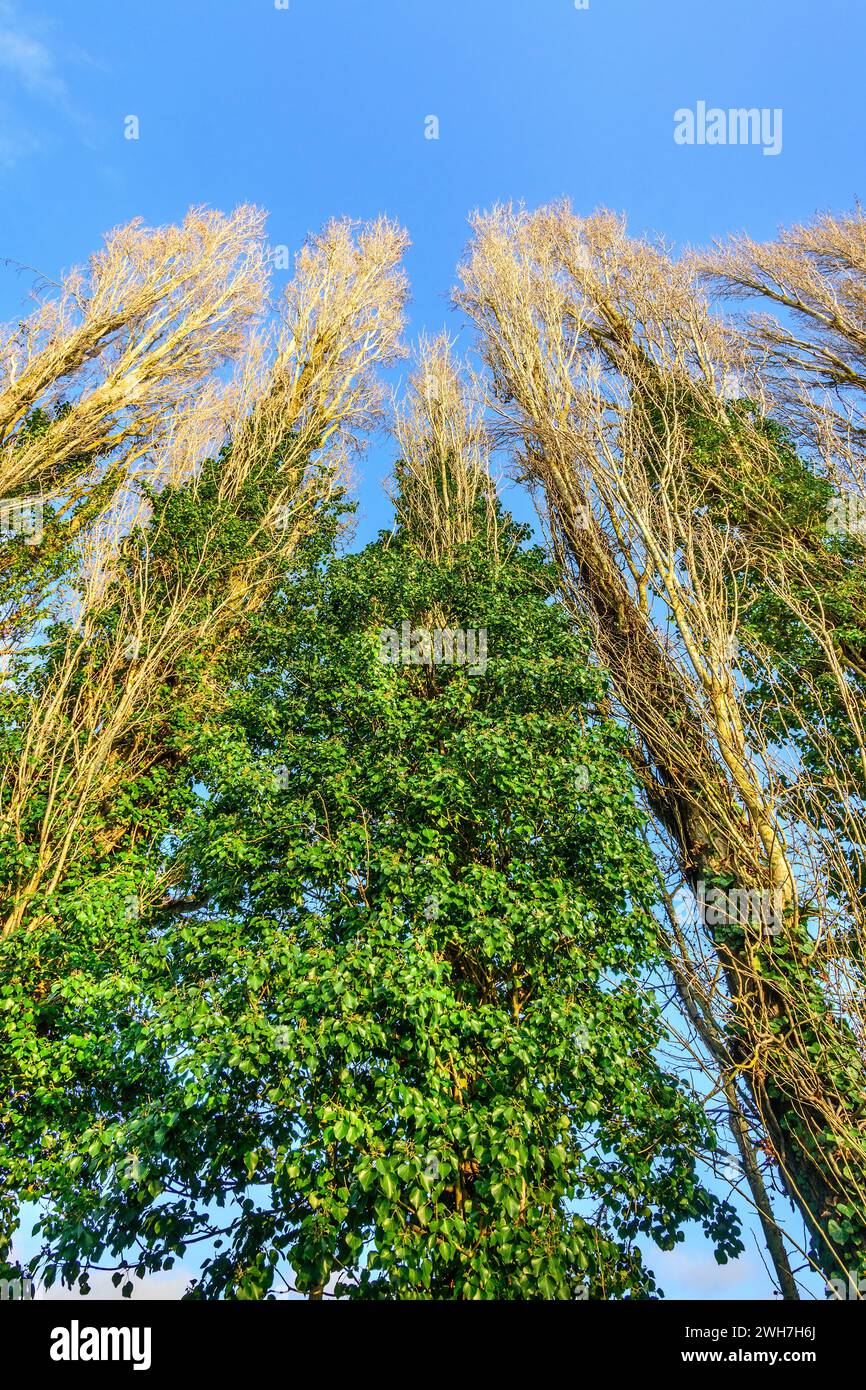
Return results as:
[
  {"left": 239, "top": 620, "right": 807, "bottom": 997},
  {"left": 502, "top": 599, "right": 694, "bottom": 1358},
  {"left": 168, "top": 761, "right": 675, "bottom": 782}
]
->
[{"left": 3, "top": 0, "right": 862, "bottom": 1299}]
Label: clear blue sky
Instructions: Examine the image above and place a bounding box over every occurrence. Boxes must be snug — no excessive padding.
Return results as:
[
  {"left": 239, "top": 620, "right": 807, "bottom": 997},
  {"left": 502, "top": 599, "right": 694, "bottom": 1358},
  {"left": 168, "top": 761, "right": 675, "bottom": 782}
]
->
[{"left": 4, "top": 0, "right": 861, "bottom": 1299}]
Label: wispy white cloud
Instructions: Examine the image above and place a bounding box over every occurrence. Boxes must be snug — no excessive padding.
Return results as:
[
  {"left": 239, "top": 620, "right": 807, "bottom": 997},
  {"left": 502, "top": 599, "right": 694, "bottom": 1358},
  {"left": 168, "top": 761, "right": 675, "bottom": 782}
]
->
[
  {"left": 0, "top": 24, "right": 66, "bottom": 102},
  {"left": 651, "top": 1245, "right": 770, "bottom": 1299},
  {"left": 39, "top": 1269, "right": 194, "bottom": 1301},
  {"left": 0, "top": 3, "right": 93, "bottom": 173},
  {"left": 0, "top": 116, "right": 43, "bottom": 169}
]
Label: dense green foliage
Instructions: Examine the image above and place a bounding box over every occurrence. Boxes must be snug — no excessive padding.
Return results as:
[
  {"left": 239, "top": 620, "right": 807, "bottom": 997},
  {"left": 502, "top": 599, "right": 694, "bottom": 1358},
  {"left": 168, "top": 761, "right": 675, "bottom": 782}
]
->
[{"left": 2, "top": 510, "right": 741, "bottom": 1298}]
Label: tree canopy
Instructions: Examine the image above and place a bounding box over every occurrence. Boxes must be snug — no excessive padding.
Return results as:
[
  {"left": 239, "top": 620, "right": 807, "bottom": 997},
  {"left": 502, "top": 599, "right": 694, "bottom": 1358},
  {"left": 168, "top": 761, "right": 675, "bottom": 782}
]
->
[{"left": 2, "top": 206, "right": 866, "bottom": 1300}]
